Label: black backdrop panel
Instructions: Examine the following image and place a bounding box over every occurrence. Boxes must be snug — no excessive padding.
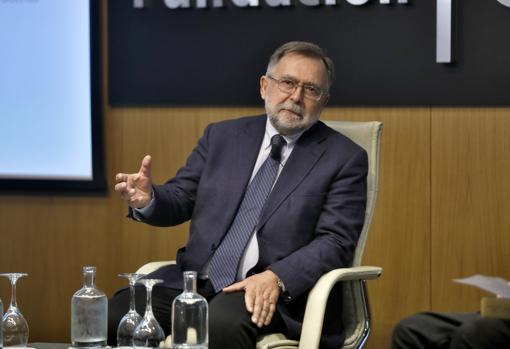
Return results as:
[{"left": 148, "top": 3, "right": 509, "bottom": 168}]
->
[{"left": 108, "top": 0, "right": 510, "bottom": 106}]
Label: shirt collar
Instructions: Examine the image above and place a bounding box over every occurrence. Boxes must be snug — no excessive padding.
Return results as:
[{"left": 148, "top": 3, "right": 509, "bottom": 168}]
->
[{"left": 264, "top": 117, "right": 305, "bottom": 149}]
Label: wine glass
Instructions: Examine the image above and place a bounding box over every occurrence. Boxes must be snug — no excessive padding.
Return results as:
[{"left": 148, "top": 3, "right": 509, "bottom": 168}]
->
[
  {"left": 132, "top": 279, "right": 165, "bottom": 348},
  {"left": 116, "top": 273, "right": 145, "bottom": 347},
  {"left": 0, "top": 273, "right": 29, "bottom": 347}
]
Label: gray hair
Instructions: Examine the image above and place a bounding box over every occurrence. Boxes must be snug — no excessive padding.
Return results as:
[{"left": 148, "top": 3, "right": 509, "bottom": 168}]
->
[{"left": 266, "top": 41, "right": 335, "bottom": 89}]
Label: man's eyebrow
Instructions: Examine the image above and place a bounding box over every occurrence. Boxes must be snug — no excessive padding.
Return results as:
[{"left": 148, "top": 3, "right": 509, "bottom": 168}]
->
[{"left": 279, "top": 74, "right": 321, "bottom": 88}]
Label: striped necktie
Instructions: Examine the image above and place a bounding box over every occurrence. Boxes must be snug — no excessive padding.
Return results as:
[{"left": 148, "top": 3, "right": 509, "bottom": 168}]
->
[{"left": 208, "top": 134, "right": 286, "bottom": 292}]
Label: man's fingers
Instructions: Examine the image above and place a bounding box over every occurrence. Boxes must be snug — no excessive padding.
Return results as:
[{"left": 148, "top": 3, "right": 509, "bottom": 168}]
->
[
  {"left": 244, "top": 289, "right": 255, "bottom": 313},
  {"left": 139, "top": 155, "right": 152, "bottom": 178},
  {"left": 115, "top": 156, "right": 152, "bottom": 208},
  {"left": 256, "top": 302, "right": 269, "bottom": 327},
  {"left": 117, "top": 183, "right": 137, "bottom": 197},
  {"left": 120, "top": 188, "right": 135, "bottom": 201},
  {"left": 258, "top": 292, "right": 276, "bottom": 327},
  {"left": 115, "top": 181, "right": 136, "bottom": 196},
  {"left": 114, "top": 182, "right": 127, "bottom": 193},
  {"left": 223, "top": 281, "right": 245, "bottom": 293},
  {"left": 263, "top": 302, "right": 276, "bottom": 326},
  {"left": 254, "top": 297, "right": 276, "bottom": 328},
  {"left": 115, "top": 173, "right": 128, "bottom": 183},
  {"left": 251, "top": 297, "right": 263, "bottom": 325},
  {"left": 238, "top": 271, "right": 283, "bottom": 327}
]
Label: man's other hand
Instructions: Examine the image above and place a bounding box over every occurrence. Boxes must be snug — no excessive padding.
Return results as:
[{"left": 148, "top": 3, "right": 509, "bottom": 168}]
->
[
  {"left": 223, "top": 270, "right": 281, "bottom": 328},
  {"left": 114, "top": 155, "right": 153, "bottom": 209}
]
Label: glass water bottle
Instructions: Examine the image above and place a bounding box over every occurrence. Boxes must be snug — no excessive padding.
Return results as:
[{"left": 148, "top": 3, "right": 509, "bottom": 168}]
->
[
  {"left": 71, "top": 266, "right": 108, "bottom": 348},
  {"left": 172, "top": 271, "right": 208, "bottom": 349}
]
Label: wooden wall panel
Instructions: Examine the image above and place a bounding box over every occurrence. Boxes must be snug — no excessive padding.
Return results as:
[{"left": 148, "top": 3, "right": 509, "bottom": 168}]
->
[
  {"left": 0, "top": 196, "right": 120, "bottom": 341},
  {"left": 431, "top": 108, "right": 510, "bottom": 312}
]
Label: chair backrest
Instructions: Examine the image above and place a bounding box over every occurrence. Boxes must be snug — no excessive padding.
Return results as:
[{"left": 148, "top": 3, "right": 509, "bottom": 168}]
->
[
  {"left": 324, "top": 120, "right": 383, "bottom": 349},
  {"left": 324, "top": 120, "right": 383, "bottom": 267}
]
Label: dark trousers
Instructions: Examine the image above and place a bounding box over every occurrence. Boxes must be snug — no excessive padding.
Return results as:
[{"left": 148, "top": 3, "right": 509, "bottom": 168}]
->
[
  {"left": 391, "top": 312, "right": 510, "bottom": 349},
  {"left": 108, "top": 280, "right": 287, "bottom": 349}
]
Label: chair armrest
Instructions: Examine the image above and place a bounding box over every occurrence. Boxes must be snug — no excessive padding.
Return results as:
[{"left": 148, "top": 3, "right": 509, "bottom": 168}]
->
[
  {"left": 298, "top": 266, "right": 382, "bottom": 349},
  {"left": 135, "top": 260, "right": 176, "bottom": 275}
]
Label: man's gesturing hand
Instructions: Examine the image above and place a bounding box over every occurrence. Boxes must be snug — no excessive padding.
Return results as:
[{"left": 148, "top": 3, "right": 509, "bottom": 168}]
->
[
  {"left": 114, "top": 155, "right": 153, "bottom": 208},
  {"left": 223, "top": 270, "right": 281, "bottom": 328}
]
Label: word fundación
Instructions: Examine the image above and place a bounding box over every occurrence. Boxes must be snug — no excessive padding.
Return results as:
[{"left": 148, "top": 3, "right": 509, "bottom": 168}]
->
[{"left": 133, "top": 0, "right": 510, "bottom": 64}]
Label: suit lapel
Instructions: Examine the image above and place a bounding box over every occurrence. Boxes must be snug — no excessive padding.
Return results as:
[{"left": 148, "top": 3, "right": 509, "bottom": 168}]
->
[
  {"left": 257, "top": 121, "right": 329, "bottom": 229},
  {"left": 223, "top": 116, "right": 266, "bottom": 226}
]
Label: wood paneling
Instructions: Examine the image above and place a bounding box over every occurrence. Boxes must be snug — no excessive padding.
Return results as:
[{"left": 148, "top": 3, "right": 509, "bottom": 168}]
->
[{"left": 431, "top": 108, "right": 510, "bottom": 312}]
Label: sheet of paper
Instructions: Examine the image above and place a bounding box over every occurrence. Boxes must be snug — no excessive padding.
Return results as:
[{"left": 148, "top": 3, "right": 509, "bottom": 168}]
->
[{"left": 453, "top": 274, "right": 510, "bottom": 298}]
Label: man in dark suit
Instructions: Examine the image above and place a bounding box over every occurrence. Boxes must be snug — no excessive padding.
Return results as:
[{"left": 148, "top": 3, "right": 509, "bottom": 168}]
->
[{"left": 110, "top": 41, "right": 368, "bottom": 349}]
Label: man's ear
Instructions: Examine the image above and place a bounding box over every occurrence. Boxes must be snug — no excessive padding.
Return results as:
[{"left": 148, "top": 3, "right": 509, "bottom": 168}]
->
[
  {"left": 322, "top": 94, "right": 330, "bottom": 106},
  {"left": 260, "top": 75, "right": 268, "bottom": 100}
]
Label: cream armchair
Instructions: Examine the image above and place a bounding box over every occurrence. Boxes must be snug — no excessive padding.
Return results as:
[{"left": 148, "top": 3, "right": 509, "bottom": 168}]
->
[{"left": 136, "top": 120, "right": 383, "bottom": 349}]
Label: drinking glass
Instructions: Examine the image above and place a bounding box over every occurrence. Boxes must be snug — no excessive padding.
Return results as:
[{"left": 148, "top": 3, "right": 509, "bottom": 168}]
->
[
  {"left": 116, "top": 273, "right": 144, "bottom": 347},
  {"left": 132, "top": 279, "right": 165, "bottom": 348},
  {"left": 0, "top": 273, "right": 29, "bottom": 347}
]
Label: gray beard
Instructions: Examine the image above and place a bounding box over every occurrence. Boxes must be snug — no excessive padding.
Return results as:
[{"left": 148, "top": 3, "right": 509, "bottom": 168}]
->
[{"left": 268, "top": 113, "right": 307, "bottom": 135}]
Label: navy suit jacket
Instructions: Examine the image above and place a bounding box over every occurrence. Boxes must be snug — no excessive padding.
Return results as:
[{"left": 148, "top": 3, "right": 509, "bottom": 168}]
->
[{"left": 138, "top": 115, "right": 368, "bottom": 348}]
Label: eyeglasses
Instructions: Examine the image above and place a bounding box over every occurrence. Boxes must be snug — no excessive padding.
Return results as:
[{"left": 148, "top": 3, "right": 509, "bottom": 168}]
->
[{"left": 266, "top": 75, "right": 326, "bottom": 101}]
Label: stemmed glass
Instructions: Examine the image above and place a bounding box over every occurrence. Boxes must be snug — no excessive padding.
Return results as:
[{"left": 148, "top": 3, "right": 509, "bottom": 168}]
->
[
  {"left": 0, "top": 273, "right": 29, "bottom": 347},
  {"left": 132, "top": 279, "right": 165, "bottom": 348},
  {"left": 116, "top": 273, "right": 145, "bottom": 347}
]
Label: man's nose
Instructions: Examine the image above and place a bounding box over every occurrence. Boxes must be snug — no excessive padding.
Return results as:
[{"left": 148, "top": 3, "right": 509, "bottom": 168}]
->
[{"left": 289, "top": 85, "right": 304, "bottom": 103}]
